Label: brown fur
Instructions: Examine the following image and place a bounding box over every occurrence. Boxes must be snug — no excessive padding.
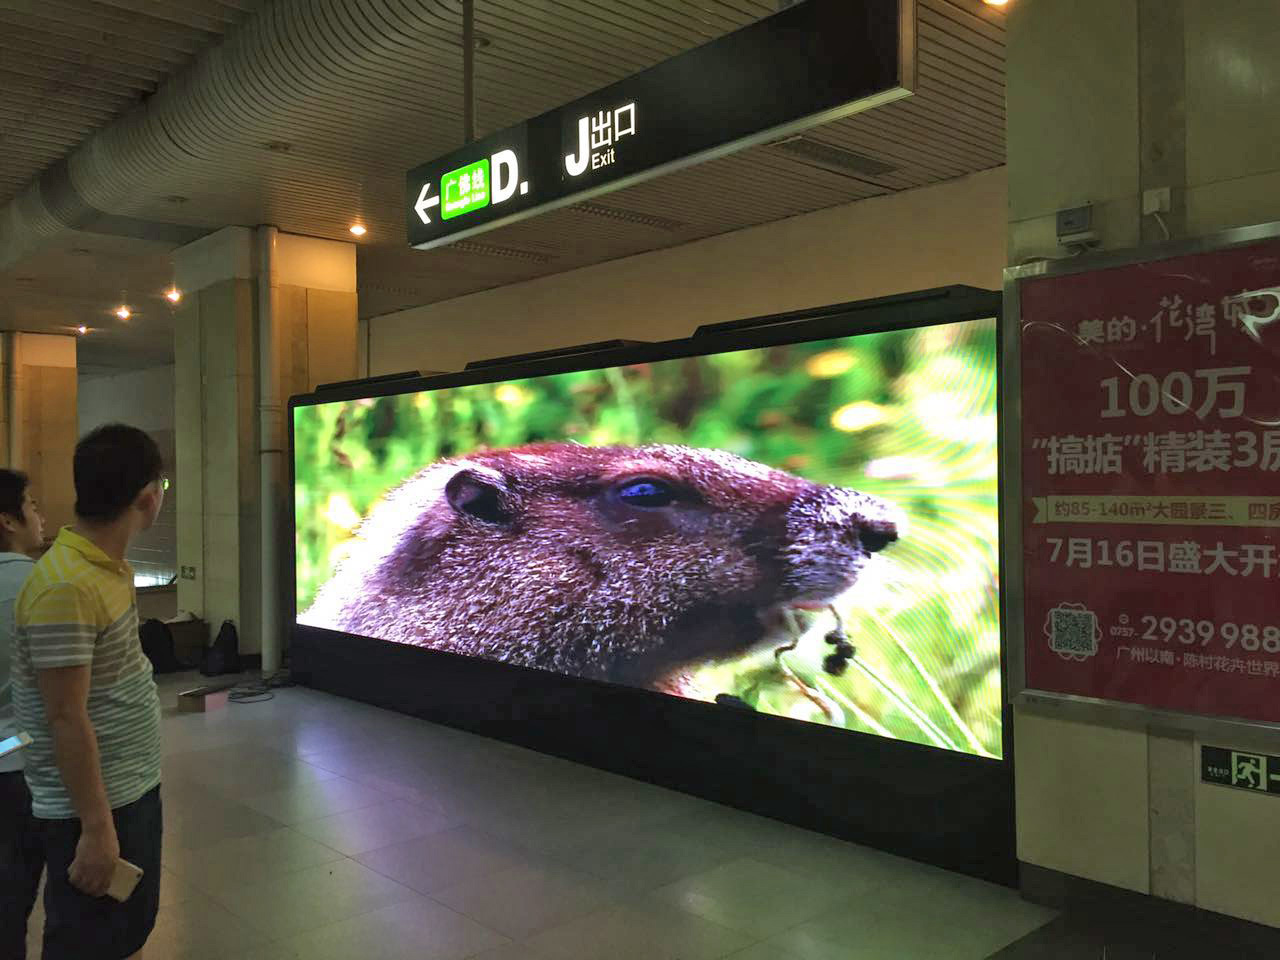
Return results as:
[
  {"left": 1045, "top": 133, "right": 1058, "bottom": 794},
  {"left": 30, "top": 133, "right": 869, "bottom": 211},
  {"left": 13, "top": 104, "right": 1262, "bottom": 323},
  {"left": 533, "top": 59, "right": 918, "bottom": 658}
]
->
[{"left": 302, "top": 444, "right": 899, "bottom": 696}]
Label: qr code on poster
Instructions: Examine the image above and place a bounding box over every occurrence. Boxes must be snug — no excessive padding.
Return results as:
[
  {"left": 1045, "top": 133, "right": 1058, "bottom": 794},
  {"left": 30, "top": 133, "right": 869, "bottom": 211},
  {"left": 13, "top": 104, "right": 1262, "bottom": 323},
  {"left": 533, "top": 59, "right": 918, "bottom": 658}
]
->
[{"left": 1047, "top": 605, "right": 1099, "bottom": 659}]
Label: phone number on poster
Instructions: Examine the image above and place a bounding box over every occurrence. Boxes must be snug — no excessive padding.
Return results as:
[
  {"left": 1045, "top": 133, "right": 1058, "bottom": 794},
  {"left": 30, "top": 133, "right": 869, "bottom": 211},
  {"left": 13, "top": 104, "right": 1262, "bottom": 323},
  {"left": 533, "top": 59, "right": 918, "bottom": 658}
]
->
[{"left": 1138, "top": 616, "right": 1280, "bottom": 652}]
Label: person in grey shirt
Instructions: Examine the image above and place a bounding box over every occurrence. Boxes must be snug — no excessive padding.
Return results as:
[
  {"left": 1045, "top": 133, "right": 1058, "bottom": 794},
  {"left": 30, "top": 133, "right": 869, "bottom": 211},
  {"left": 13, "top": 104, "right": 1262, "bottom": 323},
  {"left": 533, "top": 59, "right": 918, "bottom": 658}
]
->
[{"left": 0, "top": 469, "right": 45, "bottom": 960}]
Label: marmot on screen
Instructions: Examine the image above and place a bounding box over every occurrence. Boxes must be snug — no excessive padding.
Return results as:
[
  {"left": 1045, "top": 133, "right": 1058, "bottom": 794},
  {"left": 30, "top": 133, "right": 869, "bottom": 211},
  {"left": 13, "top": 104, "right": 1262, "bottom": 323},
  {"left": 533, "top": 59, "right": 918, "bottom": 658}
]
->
[{"left": 302, "top": 443, "right": 900, "bottom": 697}]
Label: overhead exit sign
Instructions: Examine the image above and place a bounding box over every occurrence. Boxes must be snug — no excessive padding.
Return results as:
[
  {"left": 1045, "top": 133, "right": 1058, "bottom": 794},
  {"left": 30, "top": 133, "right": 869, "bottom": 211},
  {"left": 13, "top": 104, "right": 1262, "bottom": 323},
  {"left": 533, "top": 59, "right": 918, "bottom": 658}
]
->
[{"left": 406, "top": 0, "right": 914, "bottom": 250}]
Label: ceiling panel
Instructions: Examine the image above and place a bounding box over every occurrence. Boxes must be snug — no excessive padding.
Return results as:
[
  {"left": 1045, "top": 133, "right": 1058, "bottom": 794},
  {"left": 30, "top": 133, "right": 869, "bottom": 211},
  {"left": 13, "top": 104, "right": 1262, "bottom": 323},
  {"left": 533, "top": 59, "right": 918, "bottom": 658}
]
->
[
  {"left": 0, "top": 0, "right": 265, "bottom": 207},
  {"left": 0, "top": 234, "right": 177, "bottom": 370}
]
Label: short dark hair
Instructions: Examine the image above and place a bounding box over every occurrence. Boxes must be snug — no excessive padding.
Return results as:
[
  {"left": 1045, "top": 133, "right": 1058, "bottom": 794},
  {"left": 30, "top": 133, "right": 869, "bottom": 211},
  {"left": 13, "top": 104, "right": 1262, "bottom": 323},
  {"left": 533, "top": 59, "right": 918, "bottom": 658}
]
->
[
  {"left": 0, "top": 469, "right": 29, "bottom": 522},
  {"left": 74, "top": 424, "right": 163, "bottom": 523}
]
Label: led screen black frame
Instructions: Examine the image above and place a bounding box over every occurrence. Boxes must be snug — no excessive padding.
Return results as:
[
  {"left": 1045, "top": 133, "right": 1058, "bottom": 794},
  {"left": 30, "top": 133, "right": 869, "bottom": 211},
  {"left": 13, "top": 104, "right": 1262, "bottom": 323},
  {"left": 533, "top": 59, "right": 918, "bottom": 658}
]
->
[{"left": 289, "top": 285, "right": 1015, "bottom": 885}]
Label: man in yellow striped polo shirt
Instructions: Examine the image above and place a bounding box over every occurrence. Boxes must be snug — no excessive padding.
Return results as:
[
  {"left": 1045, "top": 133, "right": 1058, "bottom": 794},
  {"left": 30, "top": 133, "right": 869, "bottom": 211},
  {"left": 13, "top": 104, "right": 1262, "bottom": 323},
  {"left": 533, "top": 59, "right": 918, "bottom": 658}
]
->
[{"left": 13, "top": 425, "right": 166, "bottom": 960}]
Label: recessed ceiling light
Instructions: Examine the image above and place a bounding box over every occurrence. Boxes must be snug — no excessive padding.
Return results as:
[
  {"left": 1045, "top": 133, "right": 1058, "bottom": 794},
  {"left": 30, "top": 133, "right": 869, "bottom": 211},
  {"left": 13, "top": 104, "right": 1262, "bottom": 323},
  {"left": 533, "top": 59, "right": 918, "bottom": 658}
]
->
[
  {"left": 115, "top": 305, "right": 131, "bottom": 320},
  {"left": 165, "top": 288, "right": 182, "bottom": 303},
  {"left": 349, "top": 224, "right": 367, "bottom": 237},
  {"left": 982, "top": 0, "right": 1009, "bottom": 6}
]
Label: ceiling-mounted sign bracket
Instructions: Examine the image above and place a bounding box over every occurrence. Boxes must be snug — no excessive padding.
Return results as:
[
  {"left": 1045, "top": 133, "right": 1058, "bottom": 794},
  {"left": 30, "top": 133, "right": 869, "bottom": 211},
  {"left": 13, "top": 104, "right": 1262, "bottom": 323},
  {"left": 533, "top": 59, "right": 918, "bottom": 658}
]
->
[
  {"left": 462, "top": 0, "right": 476, "bottom": 144},
  {"left": 405, "top": 0, "right": 915, "bottom": 251}
]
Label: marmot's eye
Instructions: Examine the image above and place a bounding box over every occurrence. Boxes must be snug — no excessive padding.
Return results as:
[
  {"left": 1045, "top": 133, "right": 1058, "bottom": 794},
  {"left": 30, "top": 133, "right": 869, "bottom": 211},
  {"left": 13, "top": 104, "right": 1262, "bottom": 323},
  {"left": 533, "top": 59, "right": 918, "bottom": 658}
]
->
[{"left": 616, "top": 478, "right": 677, "bottom": 508}]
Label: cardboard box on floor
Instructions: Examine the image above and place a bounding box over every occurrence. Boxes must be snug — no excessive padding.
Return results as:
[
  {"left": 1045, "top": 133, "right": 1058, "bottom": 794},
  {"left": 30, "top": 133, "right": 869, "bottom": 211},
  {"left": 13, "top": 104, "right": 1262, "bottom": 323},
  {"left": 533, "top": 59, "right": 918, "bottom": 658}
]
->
[{"left": 177, "top": 683, "right": 235, "bottom": 713}]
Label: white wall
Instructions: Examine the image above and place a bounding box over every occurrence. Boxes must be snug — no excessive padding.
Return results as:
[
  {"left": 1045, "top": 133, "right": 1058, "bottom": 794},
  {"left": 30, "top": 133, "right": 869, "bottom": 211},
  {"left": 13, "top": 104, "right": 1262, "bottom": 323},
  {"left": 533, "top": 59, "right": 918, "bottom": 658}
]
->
[
  {"left": 78, "top": 365, "right": 176, "bottom": 585},
  {"left": 368, "top": 167, "right": 1007, "bottom": 374},
  {"left": 78, "top": 365, "right": 174, "bottom": 436},
  {"left": 1008, "top": 0, "right": 1280, "bottom": 264},
  {"left": 1008, "top": 0, "right": 1280, "bottom": 928},
  {"left": 1183, "top": 1, "right": 1280, "bottom": 237}
]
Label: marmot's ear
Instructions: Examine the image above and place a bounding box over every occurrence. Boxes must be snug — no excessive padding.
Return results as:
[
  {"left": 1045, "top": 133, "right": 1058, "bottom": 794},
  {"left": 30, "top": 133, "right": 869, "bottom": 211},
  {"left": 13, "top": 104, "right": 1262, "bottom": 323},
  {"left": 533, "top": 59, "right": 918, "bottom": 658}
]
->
[{"left": 445, "top": 468, "right": 515, "bottom": 525}]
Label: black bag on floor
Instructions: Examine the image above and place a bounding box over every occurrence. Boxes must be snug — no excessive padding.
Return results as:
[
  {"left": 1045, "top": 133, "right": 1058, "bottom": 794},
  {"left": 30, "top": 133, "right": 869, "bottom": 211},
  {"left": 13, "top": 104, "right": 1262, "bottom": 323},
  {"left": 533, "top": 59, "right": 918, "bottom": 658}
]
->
[
  {"left": 140, "top": 619, "right": 186, "bottom": 674},
  {"left": 200, "top": 620, "right": 242, "bottom": 677}
]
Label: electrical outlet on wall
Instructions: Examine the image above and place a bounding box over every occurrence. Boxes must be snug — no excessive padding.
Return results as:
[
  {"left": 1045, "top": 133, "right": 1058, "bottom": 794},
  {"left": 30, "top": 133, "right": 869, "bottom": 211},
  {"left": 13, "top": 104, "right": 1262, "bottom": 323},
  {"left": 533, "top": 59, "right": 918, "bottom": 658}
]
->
[
  {"left": 1143, "top": 186, "right": 1172, "bottom": 216},
  {"left": 1056, "top": 204, "right": 1099, "bottom": 246}
]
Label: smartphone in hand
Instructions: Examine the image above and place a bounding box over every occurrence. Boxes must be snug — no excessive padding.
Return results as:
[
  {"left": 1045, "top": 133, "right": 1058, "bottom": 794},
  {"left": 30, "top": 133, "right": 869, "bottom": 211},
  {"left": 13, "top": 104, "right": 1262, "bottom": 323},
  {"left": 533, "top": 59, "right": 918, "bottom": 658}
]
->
[
  {"left": 106, "top": 859, "right": 144, "bottom": 903},
  {"left": 0, "top": 732, "right": 32, "bottom": 759}
]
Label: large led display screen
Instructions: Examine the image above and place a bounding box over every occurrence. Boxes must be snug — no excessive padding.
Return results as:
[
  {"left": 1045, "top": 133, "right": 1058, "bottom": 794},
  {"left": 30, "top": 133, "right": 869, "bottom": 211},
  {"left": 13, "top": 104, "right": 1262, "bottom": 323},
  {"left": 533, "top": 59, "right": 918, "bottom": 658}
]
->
[{"left": 294, "top": 317, "right": 1002, "bottom": 758}]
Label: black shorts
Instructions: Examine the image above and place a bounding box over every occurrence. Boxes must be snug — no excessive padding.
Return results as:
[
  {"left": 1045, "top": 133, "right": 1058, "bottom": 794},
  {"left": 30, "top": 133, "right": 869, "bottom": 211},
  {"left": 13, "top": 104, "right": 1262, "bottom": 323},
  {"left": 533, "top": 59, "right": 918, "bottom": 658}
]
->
[
  {"left": 0, "top": 771, "right": 45, "bottom": 960},
  {"left": 39, "top": 786, "right": 162, "bottom": 960}
]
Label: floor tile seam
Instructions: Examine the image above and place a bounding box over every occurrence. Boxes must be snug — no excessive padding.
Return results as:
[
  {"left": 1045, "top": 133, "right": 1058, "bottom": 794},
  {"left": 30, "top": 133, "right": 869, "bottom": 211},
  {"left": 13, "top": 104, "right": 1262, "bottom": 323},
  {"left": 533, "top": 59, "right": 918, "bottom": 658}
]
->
[
  {"left": 350, "top": 841, "right": 507, "bottom": 896},
  {"left": 513, "top": 897, "right": 770, "bottom": 959},
  {"left": 419, "top": 887, "right": 572, "bottom": 944},
  {"left": 349, "top": 857, "right": 516, "bottom": 899},
  {"left": 196, "top": 853, "right": 405, "bottom": 935},
  {"left": 206, "top": 886, "right": 424, "bottom": 947},
  {"left": 759, "top": 895, "right": 1060, "bottom": 957},
  {"left": 538, "top": 844, "right": 748, "bottom": 893},
  {"left": 289, "top": 794, "right": 450, "bottom": 828},
  {"left": 254, "top": 885, "right": 515, "bottom": 955},
  {"left": 166, "top": 772, "right": 345, "bottom": 802},
  {"left": 427, "top": 855, "right": 640, "bottom": 926},
  {"left": 334, "top": 773, "right": 468, "bottom": 810},
  {"left": 642, "top": 878, "right": 843, "bottom": 938},
  {"left": 244, "top": 787, "right": 398, "bottom": 822},
  {"left": 170, "top": 842, "right": 352, "bottom": 898}
]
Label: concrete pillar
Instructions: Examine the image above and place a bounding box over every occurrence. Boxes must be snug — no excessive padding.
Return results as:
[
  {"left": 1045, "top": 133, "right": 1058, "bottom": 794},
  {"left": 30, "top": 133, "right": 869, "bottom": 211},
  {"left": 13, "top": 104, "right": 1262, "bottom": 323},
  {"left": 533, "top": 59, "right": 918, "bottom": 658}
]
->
[
  {"left": 1008, "top": 0, "right": 1280, "bottom": 928},
  {"left": 173, "top": 227, "right": 357, "bottom": 658},
  {"left": 4, "top": 333, "right": 78, "bottom": 534}
]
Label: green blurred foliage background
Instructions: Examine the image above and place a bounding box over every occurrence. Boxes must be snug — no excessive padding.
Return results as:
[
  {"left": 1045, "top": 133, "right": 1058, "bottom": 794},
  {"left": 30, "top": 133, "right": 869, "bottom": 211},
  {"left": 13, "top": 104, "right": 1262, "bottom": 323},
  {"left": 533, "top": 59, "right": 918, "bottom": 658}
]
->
[{"left": 294, "top": 317, "right": 1002, "bottom": 757}]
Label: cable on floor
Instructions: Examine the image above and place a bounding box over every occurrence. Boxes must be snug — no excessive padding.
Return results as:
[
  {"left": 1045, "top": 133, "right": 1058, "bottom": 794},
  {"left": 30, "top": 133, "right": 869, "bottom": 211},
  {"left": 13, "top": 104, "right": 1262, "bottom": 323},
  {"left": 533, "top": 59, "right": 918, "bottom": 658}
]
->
[{"left": 229, "top": 668, "right": 294, "bottom": 704}]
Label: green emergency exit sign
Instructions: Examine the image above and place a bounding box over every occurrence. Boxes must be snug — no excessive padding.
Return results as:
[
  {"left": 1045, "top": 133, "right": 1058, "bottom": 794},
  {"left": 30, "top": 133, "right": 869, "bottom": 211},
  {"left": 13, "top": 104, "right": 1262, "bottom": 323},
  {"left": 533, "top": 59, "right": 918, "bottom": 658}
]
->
[
  {"left": 441, "top": 159, "right": 490, "bottom": 220},
  {"left": 1202, "top": 745, "right": 1280, "bottom": 796}
]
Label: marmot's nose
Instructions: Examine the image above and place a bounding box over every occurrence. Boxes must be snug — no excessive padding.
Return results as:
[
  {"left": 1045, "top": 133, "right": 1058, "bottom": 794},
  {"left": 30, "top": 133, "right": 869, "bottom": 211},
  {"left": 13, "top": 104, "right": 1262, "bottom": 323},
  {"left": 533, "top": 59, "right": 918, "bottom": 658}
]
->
[
  {"left": 859, "top": 521, "right": 898, "bottom": 553},
  {"left": 786, "top": 485, "right": 903, "bottom": 555},
  {"left": 835, "top": 489, "right": 902, "bottom": 553}
]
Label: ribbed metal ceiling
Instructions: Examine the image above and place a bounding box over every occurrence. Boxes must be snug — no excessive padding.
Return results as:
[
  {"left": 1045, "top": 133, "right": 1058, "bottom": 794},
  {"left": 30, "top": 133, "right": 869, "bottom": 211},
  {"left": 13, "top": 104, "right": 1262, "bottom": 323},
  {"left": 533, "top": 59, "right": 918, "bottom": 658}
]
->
[
  {"left": 0, "top": 0, "right": 264, "bottom": 205},
  {"left": 0, "top": 0, "right": 1006, "bottom": 370}
]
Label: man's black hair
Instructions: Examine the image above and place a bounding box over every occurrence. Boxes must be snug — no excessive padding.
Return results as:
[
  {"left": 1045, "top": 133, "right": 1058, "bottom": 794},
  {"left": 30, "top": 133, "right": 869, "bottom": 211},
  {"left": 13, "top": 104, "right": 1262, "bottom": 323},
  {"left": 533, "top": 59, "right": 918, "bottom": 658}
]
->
[
  {"left": 0, "top": 469, "right": 29, "bottom": 523},
  {"left": 74, "top": 424, "right": 163, "bottom": 523}
]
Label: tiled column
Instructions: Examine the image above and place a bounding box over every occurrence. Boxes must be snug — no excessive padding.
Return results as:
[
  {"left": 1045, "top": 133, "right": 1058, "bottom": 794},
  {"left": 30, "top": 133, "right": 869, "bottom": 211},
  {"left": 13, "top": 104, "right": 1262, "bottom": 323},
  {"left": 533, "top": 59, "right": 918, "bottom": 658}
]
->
[
  {"left": 4, "top": 332, "right": 78, "bottom": 534},
  {"left": 174, "top": 227, "right": 356, "bottom": 656}
]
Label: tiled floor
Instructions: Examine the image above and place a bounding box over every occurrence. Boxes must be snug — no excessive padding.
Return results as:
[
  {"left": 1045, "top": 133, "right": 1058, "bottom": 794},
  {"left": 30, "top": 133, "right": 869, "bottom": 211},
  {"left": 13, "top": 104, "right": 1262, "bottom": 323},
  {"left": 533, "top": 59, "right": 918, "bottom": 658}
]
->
[{"left": 24, "top": 673, "right": 1058, "bottom": 959}]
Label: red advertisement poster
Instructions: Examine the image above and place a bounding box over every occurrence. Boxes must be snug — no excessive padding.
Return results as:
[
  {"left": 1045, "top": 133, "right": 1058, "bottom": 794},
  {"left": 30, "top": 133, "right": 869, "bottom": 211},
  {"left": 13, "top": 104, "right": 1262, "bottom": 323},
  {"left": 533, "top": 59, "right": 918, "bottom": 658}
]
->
[{"left": 1020, "top": 238, "right": 1280, "bottom": 722}]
